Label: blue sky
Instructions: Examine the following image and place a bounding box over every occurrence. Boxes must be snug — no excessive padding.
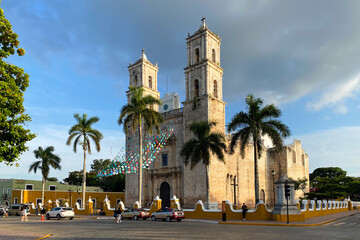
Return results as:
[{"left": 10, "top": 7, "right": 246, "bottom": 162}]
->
[{"left": 2, "top": 0, "right": 360, "bottom": 181}]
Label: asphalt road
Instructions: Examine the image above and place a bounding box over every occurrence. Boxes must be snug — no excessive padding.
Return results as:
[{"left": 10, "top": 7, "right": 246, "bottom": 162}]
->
[{"left": 1, "top": 214, "right": 360, "bottom": 240}]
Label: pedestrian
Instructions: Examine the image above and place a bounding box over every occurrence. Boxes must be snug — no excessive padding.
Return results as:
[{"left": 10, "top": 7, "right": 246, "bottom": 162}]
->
[
  {"left": 116, "top": 207, "right": 122, "bottom": 223},
  {"left": 20, "top": 205, "right": 25, "bottom": 221},
  {"left": 113, "top": 208, "right": 118, "bottom": 223},
  {"left": 23, "top": 206, "right": 28, "bottom": 222},
  {"left": 241, "top": 203, "right": 248, "bottom": 220}
]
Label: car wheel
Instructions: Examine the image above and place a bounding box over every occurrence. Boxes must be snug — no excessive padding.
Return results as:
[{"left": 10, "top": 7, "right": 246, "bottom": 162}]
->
[
  {"left": 56, "top": 214, "right": 61, "bottom": 220},
  {"left": 8, "top": 212, "right": 11, "bottom": 216},
  {"left": 166, "top": 216, "right": 171, "bottom": 222},
  {"left": 151, "top": 215, "right": 156, "bottom": 221},
  {"left": 69, "top": 217, "right": 74, "bottom": 220},
  {"left": 143, "top": 218, "right": 147, "bottom": 220},
  {"left": 177, "top": 219, "right": 182, "bottom": 222},
  {"left": 133, "top": 215, "right": 138, "bottom": 220},
  {"left": 46, "top": 214, "right": 50, "bottom": 220}
]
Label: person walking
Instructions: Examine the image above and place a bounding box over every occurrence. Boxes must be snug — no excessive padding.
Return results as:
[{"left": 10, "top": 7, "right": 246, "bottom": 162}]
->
[
  {"left": 242, "top": 203, "right": 248, "bottom": 220},
  {"left": 116, "top": 207, "right": 122, "bottom": 223},
  {"left": 20, "top": 205, "right": 25, "bottom": 221},
  {"left": 113, "top": 208, "right": 118, "bottom": 223}
]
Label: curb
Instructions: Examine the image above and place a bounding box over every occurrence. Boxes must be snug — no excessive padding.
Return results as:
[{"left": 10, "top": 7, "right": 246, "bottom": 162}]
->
[
  {"left": 218, "top": 211, "right": 360, "bottom": 227},
  {"left": 36, "top": 234, "right": 52, "bottom": 240}
]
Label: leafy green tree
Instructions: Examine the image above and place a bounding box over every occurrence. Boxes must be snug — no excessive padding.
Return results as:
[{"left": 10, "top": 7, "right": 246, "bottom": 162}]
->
[
  {"left": 308, "top": 167, "right": 352, "bottom": 200},
  {"left": 63, "top": 170, "right": 83, "bottom": 186},
  {"left": 47, "top": 177, "right": 58, "bottom": 182},
  {"left": 66, "top": 113, "right": 103, "bottom": 207},
  {"left": 29, "top": 146, "right": 61, "bottom": 205},
  {"left": 91, "top": 159, "right": 111, "bottom": 175},
  {"left": 118, "top": 86, "right": 163, "bottom": 207},
  {"left": 227, "top": 94, "right": 290, "bottom": 204},
  {"left": 0, "top": 5, "right": 35, "bottom": 165},
  {"left": 294, "top": 177, "right": 308, "bottom": 196},
  {"left": 180, "top": 121, "right": 227, "bottom": 208}
]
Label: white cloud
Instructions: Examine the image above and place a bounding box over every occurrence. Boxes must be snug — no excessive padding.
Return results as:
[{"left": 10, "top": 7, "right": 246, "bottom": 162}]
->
[
  {"left": 306, "top": 77, "right": 360, "bottom": 114},
  {"left": 0, "top": 124, "right": 125, "bottom": 181},
  {"left": 292, "top": 126, "right": 360, "bottom": 177}
]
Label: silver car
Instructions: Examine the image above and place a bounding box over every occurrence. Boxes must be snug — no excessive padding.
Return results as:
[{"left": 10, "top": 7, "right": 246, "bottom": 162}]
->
[
  {"left": 151, "top": 208, "right": 184, "bottom": 222},
  {"left": 122, "top": 208, "right": 150, "bottom": 220},
  {"left": 46, "top": 207, "right": 74, "bottom": 220}
]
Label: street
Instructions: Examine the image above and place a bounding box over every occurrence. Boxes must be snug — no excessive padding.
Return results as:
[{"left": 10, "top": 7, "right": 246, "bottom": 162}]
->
[{"left": 1, "top": 214, "right": 360, "bottom": 240}]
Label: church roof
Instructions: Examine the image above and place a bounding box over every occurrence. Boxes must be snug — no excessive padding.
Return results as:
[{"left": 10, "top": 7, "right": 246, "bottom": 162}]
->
[
  {"left": 128, "top": 49, "right": 157, "bottom": 68},
  {"left": 187, "top": 17, "right": 221, "bottom": 41}
]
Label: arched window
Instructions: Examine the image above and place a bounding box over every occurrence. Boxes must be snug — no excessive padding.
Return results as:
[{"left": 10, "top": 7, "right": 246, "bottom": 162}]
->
[
  {"left": 212, "top": 49, "right": 216, "bottom": 62},
  {"left": 194, "top": 79, "right": 199, "bottom": 98},
  {"left": 213, "top": 80, "right": 218, "bottom": 98},
  {"left": 195, "top": 48, "right": 200, "bottom": 63},
  {"left": 149, "top": 76, "right": 152, "bottom": 89},
  {"left": 134, "top": 75, "right": 138, "bottom": 86},
  {"left": 292, "top": 151, "right": 296, "bottom": 163},
  {"left": 260, "top": 189, "right": 265, "bottom": 202}
]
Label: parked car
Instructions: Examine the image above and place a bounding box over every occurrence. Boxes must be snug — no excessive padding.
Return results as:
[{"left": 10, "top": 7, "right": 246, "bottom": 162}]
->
[
  {"left": 151, "top": 208, "right": 184, "bottom": 222},
  {"left": 122, "top": 208, "right": 150, "bottom": 220},
  {"left": 8, "top": 204, "right": 30, "bottom": 216},
  {"left": 46, "top": 207, "right": 74, "bottom": 220}
]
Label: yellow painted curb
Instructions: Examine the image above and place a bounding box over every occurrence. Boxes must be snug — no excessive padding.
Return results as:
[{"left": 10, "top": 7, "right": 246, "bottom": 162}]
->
[{"left": 36, "top": 234, "right": 52, "bottom": 240}]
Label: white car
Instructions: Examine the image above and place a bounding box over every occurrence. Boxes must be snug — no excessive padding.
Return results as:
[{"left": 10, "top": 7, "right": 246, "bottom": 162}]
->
[{"left": 46, "top": 207, "right": 74, "bottom": 220}]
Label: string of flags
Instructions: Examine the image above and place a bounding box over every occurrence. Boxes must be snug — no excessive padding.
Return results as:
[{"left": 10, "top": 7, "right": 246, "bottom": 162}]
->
[{"left": 97, "top": 121, "right": 174, "bottom": 177}]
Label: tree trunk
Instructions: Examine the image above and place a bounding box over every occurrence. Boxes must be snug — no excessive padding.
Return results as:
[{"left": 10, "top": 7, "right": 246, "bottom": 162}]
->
[
  {"left": 41, "top": 177, "right": 45, "bottom": 206},
  {"left": 254, "top": 141, "right": 259, "bottom": 205},
  {"left": 138, "top": 122, "right": 143, "bottom": 208},
  {"left": 82, "top": 146, "right": 87, "bottom": 208},
  {"left": 206, "top": 164, "right": 210, "bottom": 209}
]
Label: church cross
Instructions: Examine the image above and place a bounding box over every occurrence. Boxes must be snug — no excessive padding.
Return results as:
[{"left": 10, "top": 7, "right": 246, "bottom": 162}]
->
[
  {"left": 201, "top": 17, "right": 206, "bottom": 23},
  {"left": 231, "top": 177, "right": 238, "bottom": 206}
]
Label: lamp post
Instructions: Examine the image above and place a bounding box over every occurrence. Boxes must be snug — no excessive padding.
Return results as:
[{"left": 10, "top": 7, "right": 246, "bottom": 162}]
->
[{"left": 271, "top": 170, "right": 275, "bottom": 206}]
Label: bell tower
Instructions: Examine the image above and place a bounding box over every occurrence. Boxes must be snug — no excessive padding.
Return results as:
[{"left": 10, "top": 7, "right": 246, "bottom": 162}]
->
[
  {"left": 183, "top": 18, "right": 226, "bottom": 134},
  {"left": 182, "top": 19, "right": 227, "bottom": 205},
  {"left": 127, "top": 49, "right": 160, "bottom": 111}
]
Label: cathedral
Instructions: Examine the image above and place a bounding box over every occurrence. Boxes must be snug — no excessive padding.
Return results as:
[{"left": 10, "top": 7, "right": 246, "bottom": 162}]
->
[{"left": 125, "top": 20, "right": 309, "bottom": 209}]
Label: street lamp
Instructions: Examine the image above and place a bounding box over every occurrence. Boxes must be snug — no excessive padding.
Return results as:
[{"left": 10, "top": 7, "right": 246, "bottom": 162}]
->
[{"left": 271, "top": 170, "right": 275, "bottom": 206}]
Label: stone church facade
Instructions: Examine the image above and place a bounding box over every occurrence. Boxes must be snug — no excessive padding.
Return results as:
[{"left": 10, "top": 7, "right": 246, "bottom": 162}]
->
[{"left": 125, "top": 21, "right": 309, "bottom": 209}]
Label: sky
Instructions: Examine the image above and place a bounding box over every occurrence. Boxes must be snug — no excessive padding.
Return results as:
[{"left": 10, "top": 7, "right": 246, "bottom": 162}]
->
[{"left": 1, "top": 0, "right": 360, "bottom": 181}]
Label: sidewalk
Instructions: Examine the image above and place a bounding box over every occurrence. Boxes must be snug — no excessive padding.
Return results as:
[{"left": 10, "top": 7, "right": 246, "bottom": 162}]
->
[{"left": 218, "top": 209, "right": 360, "bottom": 227}]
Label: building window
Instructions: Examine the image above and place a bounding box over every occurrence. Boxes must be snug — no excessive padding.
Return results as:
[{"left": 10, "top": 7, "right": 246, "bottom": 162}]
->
[
  {"left": 194, "top": 79, "right": 199, "bottom": 98},
  {"left": 149, "top": 76, "right": 152, "bottom": 89},
  {"left": 77, "top": 199, "right": 82, "bottom": 206},
  {"left": 162, "top": 154, "right": 168, "bottom": 167},
  {"left": 7, "top": 188, "right": 10, "bottom": 195},
  {"left": 195, "top": 48, "right": 200, "bottom": 63},
  {"left": 292, "top": 151, "right": 296, "bottom": 163},
  {"left": 212, "top": 49, "right": 216, "bottom": 62},
  {"left": 134, "top": 75, "right": 138, "bottom": 86},
  {"left": 2, "top": 189, "right": 5, "bottom": 194},
  {"left": 36, "top": 198, "right": 42, "bottom": 206},
  {"left": 25, "top": 184, "right": 33, "bottom": 190},
  {"left": 14, "top": 197, "right": 18, "bottom": 204},
  {"left": 302, "top": 154, "right": 305, "bottom": 166},
  {"left": 49, "top": 185, "right": 56, "bottom": 191},
  {"left": 92, "top": 199, "right": 96, "bottom": 209},
  {"left": 213, "top": 80, "right": 218, "bottom": 98}
]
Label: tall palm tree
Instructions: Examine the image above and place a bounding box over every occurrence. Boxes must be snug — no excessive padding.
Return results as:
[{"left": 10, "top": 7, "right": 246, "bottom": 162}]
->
[
  {"left": 227, "top": 94, "right": 291, "bottom": 204},
  {"left": 180, "top": 121, "right": 227, "bottom": 208},
  {"left": 118, "top": 86, "right": 163, "bottom": 207},
  {"left": 66, "top": 113, "right": 103, "bottom": 207},
  {"left": 29, "top": 146, "right": 61, "bottom": 205}
]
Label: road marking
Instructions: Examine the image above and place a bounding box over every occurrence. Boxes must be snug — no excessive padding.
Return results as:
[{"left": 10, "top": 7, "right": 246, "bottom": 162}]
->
[
  {"left": 184, "top": 219, "right": 218, "bottom": 224},
  {"left": 333, "top": 222, "right": 345, "bottom": 226},
  {"left": 36, "top": 234, "right": 52, "bottom": 240}
]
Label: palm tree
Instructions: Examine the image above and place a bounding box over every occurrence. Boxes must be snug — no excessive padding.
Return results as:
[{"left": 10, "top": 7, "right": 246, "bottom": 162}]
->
[
  {"left": 118, "top": 86, "right": 163, "bottom": 207},
  {"left": 66, "top": 113, "right": 103, "bottom": 207},
  {"left": 29, "top": 146, "right": 61, "bottom": 205},
  {"left": 227, "top": 94, "right": 291, "bottom": 204},
  {"left": 180, "top": 121, "right": 227, "bottom": 208}
]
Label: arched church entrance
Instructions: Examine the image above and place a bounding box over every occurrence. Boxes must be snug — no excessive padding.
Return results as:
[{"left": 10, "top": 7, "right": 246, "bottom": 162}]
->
[{"left": 160, "top": 182, "right": 171, "bottom": 208}]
